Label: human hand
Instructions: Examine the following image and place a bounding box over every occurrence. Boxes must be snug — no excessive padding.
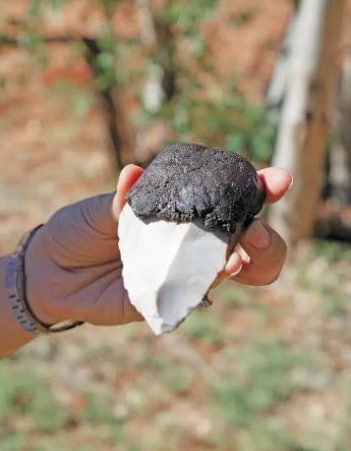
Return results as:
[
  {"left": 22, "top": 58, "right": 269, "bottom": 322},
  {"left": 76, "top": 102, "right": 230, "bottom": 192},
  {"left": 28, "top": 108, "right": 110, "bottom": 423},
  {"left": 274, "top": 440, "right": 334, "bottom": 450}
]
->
[
  {"left": 25, "top": 165, "right": 291, "bottom": 328},
  {"left": 25, "top": 166, "right": 144, "bottom": 327},
  {"left": 223, "top": 167, "right": 292, "bottom": 285}
]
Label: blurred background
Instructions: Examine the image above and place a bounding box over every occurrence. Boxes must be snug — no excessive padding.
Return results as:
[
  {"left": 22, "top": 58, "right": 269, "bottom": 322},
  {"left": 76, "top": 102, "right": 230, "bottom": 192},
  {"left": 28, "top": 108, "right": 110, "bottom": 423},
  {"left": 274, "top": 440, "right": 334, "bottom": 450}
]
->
[{"left": 0, "top": 1, "right": 351, "bottom": 450}]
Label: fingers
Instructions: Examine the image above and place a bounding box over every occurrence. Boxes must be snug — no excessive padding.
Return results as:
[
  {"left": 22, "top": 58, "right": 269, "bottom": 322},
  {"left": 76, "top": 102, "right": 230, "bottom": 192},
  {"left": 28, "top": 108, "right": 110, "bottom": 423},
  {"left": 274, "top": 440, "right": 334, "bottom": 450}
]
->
[
  {"left": 223, "top": 168, "right": 291, "bottom": 285},
  {"left": 112, "top": 164, "right": 144, "bottom": 220},
  {"left": 112, "top": 165, "right": 290, "bottom": 287},
  {"left": 226, "top": 219, "right": 287, "bottom": 286},
  {"left": 258, "top": 167, "right": 292, "bottom": 204}
]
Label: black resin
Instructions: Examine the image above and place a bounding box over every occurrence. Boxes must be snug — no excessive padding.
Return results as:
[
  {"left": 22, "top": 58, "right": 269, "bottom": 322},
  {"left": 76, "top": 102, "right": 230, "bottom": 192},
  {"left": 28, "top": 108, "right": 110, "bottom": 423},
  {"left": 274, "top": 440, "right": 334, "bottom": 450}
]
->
[{"left": 126, "top": 143, "right": 265, "bottom": 234}]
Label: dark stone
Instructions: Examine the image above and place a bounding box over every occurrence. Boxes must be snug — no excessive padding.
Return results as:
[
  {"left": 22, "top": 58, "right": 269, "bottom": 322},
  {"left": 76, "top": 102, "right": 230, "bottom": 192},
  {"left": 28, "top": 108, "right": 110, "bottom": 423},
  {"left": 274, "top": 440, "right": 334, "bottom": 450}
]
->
[{"left": 126, "top": 143, "right": 266, "bottom": 234}]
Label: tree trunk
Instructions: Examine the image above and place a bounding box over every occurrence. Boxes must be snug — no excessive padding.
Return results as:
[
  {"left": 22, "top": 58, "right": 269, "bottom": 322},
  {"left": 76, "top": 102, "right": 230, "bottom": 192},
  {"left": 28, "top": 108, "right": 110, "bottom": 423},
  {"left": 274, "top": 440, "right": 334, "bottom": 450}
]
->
[
  {"left": 265, "top": 12, "right": 298, "bottom": 110},
  {"left": 136, "top": 0, "right": 164, "bottom": 113},
  {"left": 134, "top": 0, "right": 176, "bottom": 165},
  {"left": 330, "top": 52, "right": 351, "bottom": 204},
  {"left": 268, "top": 0, "right": 345, "bottom": 248},
  {"left": 83, "top": 38, "right": 124, "bottom": 172}
]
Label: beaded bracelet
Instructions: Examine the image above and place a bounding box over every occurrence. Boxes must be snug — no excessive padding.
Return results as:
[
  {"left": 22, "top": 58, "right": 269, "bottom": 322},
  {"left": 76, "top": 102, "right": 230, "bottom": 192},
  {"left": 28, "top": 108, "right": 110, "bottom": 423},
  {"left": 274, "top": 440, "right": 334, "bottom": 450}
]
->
[{"left": 6, "top": 225, "right": 84, "bottom": 335}]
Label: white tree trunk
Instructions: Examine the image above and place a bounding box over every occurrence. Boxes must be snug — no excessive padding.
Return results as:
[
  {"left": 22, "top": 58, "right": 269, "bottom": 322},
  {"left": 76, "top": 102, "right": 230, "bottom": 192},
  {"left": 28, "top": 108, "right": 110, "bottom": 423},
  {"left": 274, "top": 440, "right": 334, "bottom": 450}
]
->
[
  {"left": 134, "top": 0, "right": 165, "bottom": 163},
  {"left": 268, "top": 0, "right": 345, "bottom": 247},
  {"left": 265, "top": 13, "right": 298, "bottom": 110}
]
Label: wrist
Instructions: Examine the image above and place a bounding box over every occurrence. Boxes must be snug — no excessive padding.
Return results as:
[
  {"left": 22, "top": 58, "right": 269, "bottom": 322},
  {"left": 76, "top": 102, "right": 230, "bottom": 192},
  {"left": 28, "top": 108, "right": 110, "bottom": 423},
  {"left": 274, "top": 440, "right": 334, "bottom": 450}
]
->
[
  {"left": 24, "top": 226, "right": 61, "bottom": 326},
  {"left": 24, "top": 226, "right": 84, "bottom": 332},
  {"left": 0, "top": 256, "right": 34, "bottom": 357}
]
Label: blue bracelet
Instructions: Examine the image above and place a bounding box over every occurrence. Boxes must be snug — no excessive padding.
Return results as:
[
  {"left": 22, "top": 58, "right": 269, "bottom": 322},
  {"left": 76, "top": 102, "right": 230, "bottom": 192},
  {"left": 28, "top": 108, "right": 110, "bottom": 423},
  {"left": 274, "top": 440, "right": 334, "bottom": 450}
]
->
[{"left": 6, "top": 225, "right": 84, "bottom": 335}]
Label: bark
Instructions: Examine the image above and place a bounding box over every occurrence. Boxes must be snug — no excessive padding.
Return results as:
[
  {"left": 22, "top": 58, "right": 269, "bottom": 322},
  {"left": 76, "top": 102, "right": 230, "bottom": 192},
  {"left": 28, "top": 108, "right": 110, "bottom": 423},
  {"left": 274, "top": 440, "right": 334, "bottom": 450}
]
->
[
  {"left": 154, "top": 18, "right": 177, "bottom": 102},
  {"left": 268, "top": 0, "right": 346, "bottom": 247},
  {"left": 82, "top": 38, "right": 124, "bottom": 172},
  {"left": 330, "top": 52, "right": 351, "bottom": 204}
]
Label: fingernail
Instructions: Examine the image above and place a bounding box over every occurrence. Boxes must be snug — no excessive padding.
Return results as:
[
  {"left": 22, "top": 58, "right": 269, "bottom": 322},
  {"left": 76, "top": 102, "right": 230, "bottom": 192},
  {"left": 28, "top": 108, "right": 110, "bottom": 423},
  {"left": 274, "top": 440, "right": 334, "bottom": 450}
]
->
[
  {"left": 225, "top": 252, "right": 242, "bottom": 276},
  {"left": 230, "top": 264, "right": 243, "bottom": 277},
  {"left": 288, "top": 173, "right": 294, "bottom": 190},
  {"left": 246, "top": 220, "right": 271, "bottom": 249}
]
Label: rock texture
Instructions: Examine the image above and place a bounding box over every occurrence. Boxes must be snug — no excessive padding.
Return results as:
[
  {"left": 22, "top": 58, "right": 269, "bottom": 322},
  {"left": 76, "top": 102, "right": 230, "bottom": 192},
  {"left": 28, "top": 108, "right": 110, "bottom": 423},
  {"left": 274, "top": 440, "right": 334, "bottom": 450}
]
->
[
  {"left": 126, "top": 143, "right": 265, "bottom": 234},
  {"left": 119, "top": 143, "right": 266, "bottom": 334}
]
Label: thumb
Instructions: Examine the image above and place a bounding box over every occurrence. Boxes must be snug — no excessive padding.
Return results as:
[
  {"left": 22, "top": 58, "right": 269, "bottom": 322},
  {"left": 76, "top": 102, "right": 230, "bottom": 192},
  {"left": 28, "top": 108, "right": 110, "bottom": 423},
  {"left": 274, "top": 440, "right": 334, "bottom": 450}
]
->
[{"left": 112, "top": 164, "right": 144, "bottom": 220}]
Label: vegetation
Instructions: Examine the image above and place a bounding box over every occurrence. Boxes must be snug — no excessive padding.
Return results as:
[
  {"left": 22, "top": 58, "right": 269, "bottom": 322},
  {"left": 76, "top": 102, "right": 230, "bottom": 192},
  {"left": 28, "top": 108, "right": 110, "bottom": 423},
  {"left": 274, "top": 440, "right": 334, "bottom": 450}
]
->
[
  {"left": 0, "top": 241, "right": 350, "bottom": 450},
  {"left": 1, "top": 1, "right": 350, "bottom": 450},
  {"left": 0, "top": 0, "right": 276, "bottom": 169}
]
